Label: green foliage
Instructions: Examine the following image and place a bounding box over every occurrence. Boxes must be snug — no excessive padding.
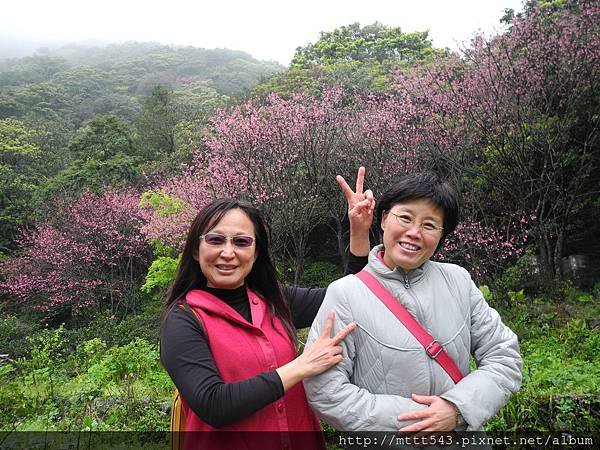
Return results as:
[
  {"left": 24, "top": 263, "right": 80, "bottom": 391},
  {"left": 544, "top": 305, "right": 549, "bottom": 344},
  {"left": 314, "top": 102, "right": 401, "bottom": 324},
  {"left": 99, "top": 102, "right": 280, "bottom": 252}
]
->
[
  {"left": 492, "top": 250, "right": 545, "bottom": 303},
  {"left": 298, "top": 260, "right": 344, "bottom": 288},
  {"left": 71, "top": 299, "right": 162, "bottom": 348},
  {"left": 83, "top": 338, "right": 159, "bottom": 382},
  {"left": 77, "top": 338, "right": 108, "bottom": 371},
  {"left": 0, "top": 118, "right": 39, "bottom": 157},
  {"left": 479, "top": 284, "right": 492, "bottom": 301},
  {"left": 251, "top": 22, "right": 445, "bottom": 97},
  {"left": 487, "top": 316, "right": 600, "bottom": 432},
  {"left": 508, "top": 289, "right": 527, "bottom": 304},
  {"left": 140, "top": 189, "right": 188, "bottom": 218},
  {"left": 0, "top": 118, "right": 41, "bottom": 250},
  {"left": 0, "top": 55, "right": 70, "bottom": 87},
  {"left": 141, "top": 255, "right": 181, "bottom": 295},
  {"left": 31, "top": 114, "right": 147, "bottom": 204},
  {"left": 576, "top": 292, "right": 593, "bottom": 304},
  {"left": 0, "top": 315, "right": 41, "bottom": 359},
  {"left": 26, "top": 325, "right": 67, "bottom": 370},
  {"left": 291, "top": 22, "right": 441, "bottom": 67},
  {"left": 38, "top": 153, "right": 143, "bottom": 202},
  {"left": 249, "top": 67, "right": 322, "bottom": 98},
  {"left": 66, "top": 115, "right": 136, "bottom": 160},
  {"left": 135, "top": 85, "right": 178, "bottom": 157},
  {"left": 0, "top": 331, "right": 173, "bottom": 431}
]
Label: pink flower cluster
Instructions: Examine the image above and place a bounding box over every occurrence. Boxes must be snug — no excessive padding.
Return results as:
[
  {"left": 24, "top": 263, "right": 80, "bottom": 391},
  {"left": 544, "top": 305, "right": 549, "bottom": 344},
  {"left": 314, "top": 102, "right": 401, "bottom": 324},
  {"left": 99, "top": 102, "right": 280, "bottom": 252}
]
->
[
  {"left": 0, "top": 190, "right": 151, "bottom": 316},
  {"left": 438, "top": 216, "right": 531, "bottom": 280}
]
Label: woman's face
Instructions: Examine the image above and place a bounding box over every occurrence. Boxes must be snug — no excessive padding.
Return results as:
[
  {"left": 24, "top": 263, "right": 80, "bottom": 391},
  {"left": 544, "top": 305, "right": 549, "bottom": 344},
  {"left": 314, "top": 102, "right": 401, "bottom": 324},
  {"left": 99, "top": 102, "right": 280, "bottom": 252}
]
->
[
  {"left": 380, "top": 198, "right": 444, "bottom": 271},
  {"left": 195, "top": 208, "right": 258, "bottom": 289}
]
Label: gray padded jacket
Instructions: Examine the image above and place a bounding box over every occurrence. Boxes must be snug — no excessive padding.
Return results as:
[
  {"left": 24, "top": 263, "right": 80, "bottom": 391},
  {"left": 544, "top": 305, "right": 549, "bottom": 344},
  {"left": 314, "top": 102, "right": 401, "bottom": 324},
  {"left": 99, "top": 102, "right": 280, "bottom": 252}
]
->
[{"left": 304, "top": 245, "right": 522, "bottom": 431}]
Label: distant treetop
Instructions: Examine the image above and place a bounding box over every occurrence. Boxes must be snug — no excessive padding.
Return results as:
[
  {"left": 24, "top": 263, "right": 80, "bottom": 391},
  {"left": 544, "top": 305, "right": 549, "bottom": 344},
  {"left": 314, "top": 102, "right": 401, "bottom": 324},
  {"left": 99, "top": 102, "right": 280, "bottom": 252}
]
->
[{"left": 290, "top": 22, "right": 443, "bottom": 68}]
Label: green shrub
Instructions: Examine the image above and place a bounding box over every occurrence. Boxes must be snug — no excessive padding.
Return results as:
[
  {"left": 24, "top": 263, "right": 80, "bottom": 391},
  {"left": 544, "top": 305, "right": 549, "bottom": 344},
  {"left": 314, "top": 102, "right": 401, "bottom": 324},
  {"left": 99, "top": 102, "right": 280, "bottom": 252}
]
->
[
  {"left": 141, "top": 255, "right": 180, "bottom": 295},
  {"left": 111, "top": 300, "right": 162, "bottom": 345},
  {"left": 299, "top": 260, "right": 344, "bottom": 288},
  {"left": 492, "top": 250, "right": 545, "bottom": 302},
  {"left": 0, "top": 315, "right": 41, "bottom": 359},
  {"left": 75, "top": 338, "right": 108, "bottom": 373},
  {"left": 70, "top": 299, "right": 162, "bottom": 347},
  {"left": 27, "top": 325, "right": 66, "bottom": 372},
  {"left": 479, "top": 284, "right": 492, "bottom": 301},
  {"left": 88, "top": 338, "right": 160, "bottom": 383},
  {"left": 487, "top": 315, "right": 600, "bottom": 432}
]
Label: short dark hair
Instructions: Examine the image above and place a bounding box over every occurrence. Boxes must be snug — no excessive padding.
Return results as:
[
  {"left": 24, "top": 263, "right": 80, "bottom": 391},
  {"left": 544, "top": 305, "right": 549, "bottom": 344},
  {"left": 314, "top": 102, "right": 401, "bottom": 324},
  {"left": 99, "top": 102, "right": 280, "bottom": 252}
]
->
[
  {"left": 162, "top": 198, "right": 296, "bottom": 343},
  {"left": 376, "top": 172, "right": 461, "bottom": 252}
]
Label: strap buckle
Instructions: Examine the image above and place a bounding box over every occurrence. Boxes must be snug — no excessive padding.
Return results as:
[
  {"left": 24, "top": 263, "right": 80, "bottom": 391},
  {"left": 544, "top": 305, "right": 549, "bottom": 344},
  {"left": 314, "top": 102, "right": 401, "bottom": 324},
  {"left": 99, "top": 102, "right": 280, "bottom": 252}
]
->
[{"left": 425, "top": 340, "right": 443, "bottom": 359}]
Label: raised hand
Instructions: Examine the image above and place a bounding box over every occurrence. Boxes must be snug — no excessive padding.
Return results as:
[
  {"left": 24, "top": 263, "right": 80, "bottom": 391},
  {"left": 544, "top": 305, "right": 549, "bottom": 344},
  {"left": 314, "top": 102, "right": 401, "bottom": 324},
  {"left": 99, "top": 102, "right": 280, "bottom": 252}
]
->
[{"left": 337, "top": 167, "right": 375, "bottom": 255}]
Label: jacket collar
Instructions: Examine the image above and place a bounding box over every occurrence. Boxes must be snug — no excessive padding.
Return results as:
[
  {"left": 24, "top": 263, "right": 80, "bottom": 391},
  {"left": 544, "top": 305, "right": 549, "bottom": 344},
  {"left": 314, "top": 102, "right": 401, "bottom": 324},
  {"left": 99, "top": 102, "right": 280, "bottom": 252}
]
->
[
  {"left": 186, "top": 287, "right": 266, "bottom": 329},
  {"left": 367, "top": 244, "right": 429, "bottom": 286}
]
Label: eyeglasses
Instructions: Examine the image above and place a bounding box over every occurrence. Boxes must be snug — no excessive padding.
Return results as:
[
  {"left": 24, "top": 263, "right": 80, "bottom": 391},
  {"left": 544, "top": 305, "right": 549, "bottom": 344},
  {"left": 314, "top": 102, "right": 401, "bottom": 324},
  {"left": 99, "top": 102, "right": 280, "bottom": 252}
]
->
[
  {"left": 200, "top": 233, "right": 255, "bottom": 248},
  {"left": 388, "top": 211, "right": 444, "bottom": 236}
]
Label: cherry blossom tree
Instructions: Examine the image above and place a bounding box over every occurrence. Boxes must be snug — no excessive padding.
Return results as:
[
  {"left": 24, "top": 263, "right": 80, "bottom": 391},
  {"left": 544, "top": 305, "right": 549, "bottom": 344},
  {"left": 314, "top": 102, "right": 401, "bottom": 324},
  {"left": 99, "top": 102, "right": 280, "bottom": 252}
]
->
[
  {"left": 390, "top": 2, "right": 600, "bottom": 280},
  {"left": 0, "top": 190, "right": 152, "bottom": 320}
]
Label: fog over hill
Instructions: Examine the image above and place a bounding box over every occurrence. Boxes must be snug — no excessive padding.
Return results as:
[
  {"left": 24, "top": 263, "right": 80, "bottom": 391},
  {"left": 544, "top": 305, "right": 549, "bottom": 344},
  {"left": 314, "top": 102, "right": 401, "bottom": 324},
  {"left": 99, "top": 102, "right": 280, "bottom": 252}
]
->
[{"left": 0, "top": 35, "right": 113, "bottom": 60}]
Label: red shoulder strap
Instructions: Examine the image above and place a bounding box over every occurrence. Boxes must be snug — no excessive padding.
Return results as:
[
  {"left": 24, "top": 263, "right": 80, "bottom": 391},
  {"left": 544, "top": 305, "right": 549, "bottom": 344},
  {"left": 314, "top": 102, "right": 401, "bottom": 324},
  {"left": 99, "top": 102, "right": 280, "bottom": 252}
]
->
[{"left": 355, "top": 270, "right": 464, "bottom": 383}]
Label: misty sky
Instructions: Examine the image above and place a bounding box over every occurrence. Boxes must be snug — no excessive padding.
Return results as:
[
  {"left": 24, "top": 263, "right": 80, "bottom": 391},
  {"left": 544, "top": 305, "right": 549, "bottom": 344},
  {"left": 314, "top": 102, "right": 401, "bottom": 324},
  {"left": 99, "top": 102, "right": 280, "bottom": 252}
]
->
[{"left": 1, "top": 0, "right": 524, "bottom": 65}]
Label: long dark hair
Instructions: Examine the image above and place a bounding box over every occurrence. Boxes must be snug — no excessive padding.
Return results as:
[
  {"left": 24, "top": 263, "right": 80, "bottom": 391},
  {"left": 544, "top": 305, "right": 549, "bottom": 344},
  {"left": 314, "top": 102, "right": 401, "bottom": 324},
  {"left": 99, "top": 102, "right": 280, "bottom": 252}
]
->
[{"left": 162, "top": 198, "right": 296, "bottom": 343}]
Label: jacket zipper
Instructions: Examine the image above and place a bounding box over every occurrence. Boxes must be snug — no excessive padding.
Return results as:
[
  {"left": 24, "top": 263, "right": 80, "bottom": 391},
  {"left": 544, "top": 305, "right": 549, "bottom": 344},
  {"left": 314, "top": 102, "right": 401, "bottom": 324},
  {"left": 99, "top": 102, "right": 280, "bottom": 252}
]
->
[{"left": 403, "top": 273, "right": 411, "bottom": 289}]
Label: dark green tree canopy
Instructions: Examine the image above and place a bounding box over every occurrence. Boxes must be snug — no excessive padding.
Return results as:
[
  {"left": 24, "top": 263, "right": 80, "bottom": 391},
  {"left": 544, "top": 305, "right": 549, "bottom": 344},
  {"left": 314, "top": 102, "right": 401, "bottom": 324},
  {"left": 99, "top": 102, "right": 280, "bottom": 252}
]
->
[
  {"left": 67, "top": 115, "right": 135, "bottom": 160},
  {"left": 135, "top": 85, "right": 178, "bottom": 157},
  {"left": 0, "top": 118, "right": 40, "bottom": 252}
]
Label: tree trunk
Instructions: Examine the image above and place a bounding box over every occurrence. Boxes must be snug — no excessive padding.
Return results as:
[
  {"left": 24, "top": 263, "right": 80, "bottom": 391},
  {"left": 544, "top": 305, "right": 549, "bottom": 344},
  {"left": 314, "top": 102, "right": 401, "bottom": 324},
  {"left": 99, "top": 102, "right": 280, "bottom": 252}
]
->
[
  {"left": 293, "top": 253, "right": 303, "bottom": 285},
  {"left": 553, "top": 231, "right": 564, "bottom": 279},
  {"left": 333, "top": 215, "right": 348, "bottom": 272},
  {"left": 536, "top": 229, "right": 555, "bottom": 282}
]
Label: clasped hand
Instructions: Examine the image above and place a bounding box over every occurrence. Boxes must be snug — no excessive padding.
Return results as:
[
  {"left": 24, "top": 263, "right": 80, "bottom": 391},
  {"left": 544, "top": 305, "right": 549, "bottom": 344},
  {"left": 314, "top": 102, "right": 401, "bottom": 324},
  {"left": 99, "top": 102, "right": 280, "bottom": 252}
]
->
[{"left": 397, "top": 394, "right": 457, "bottom": 432}]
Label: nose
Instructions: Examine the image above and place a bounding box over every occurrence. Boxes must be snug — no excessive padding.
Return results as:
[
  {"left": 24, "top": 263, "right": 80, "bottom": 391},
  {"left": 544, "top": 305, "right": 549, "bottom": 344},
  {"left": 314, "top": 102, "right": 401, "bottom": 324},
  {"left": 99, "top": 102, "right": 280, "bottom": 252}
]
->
[
  {"left": 404, "top": 223, "right": 423, "bottom": 238},
  {"left": 220, "top": 240, "right": 236, "bottom": 256}
]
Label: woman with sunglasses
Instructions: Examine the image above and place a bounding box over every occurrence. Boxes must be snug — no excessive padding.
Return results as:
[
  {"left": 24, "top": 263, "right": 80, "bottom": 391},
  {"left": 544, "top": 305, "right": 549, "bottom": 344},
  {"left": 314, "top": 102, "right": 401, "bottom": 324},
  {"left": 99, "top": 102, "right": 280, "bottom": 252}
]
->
[
  {"left": 305, "top": 172, "right": 522, "bottom": 435},
  {"left": 160, "top": 169, "right": 374, "bottom": 449}
]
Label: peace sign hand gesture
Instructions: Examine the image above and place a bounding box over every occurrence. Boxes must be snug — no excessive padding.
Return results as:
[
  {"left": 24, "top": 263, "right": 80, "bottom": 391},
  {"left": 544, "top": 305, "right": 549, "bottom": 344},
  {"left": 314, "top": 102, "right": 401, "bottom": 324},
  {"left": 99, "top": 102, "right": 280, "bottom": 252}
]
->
[
  {"left": 276, "top": 312, "right": 356, "bottom": 391},
  {"left": 336, "top": 167, "right": 375, "bottom": 255},
  {"left": 296, "top": 312, "right": 356, "bottom": 377}
]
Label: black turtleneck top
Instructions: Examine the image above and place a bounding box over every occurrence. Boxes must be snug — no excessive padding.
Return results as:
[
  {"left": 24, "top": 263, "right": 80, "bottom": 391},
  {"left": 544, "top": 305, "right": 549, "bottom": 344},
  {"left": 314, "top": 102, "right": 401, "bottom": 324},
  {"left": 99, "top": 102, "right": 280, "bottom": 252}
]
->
[{"left": 160, "top": 254, "right": 367, "bottom": 428}]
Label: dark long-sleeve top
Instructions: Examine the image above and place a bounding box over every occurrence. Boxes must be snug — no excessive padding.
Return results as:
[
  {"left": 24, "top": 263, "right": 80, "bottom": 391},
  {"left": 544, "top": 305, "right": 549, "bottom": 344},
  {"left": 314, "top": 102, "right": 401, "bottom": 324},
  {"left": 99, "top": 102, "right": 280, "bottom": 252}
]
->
[{"left": 160, "top": 254, "right": 367, "bottom": 428}]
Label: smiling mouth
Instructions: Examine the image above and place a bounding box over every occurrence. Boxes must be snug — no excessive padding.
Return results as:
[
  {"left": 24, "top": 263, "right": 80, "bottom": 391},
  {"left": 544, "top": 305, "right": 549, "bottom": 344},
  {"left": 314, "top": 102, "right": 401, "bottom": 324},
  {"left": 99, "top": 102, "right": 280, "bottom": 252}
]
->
[
  {"left": 399, "top": 242, "right": 420, "bottom": 251},
  {"left": 216, "top": 264, "right": 237, "bottom": 271}
]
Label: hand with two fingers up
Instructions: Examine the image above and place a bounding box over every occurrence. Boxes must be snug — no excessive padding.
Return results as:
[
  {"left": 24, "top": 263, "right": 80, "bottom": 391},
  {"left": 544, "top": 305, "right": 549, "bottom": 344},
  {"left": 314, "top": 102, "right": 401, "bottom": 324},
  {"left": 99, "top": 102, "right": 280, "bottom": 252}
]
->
[
  {"left": 336, "top": 166, "right": 375, "bottom": 256},
  {"left": 277, "top": 312, "right": 356, "bottom": 391}
]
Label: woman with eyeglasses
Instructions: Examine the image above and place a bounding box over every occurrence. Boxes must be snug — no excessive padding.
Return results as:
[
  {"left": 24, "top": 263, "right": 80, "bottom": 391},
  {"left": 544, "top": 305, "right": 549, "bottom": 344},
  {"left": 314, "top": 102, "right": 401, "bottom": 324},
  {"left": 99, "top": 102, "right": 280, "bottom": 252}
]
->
[
  {"left": 304, "top": 172, "right": 522, "bottom": 436},
  {"left": 160, "top": 169, "right": 374, "bottom": 449}
]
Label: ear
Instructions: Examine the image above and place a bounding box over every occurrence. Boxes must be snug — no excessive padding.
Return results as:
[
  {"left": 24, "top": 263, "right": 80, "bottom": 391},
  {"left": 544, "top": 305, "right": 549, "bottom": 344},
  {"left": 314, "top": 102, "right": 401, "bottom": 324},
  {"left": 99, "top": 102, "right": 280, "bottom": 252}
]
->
[{"left": 381, "top": 211, "right": 389, "bottom": 232}]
